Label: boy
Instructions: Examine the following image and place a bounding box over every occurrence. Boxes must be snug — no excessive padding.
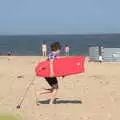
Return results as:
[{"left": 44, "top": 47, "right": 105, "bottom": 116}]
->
[{"left": 36, "top": 42, "right": 62, "bottom": 104}]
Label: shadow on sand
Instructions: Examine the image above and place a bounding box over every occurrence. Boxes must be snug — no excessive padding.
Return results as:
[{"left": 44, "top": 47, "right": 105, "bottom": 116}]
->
[{"left": 38, "top": 99, "right": 82, "bottom": 104}]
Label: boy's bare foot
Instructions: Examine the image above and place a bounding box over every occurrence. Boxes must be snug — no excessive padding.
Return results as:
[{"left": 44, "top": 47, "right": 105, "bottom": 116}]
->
[
  {"left": 49, "top": 98, "right": 58, "bottom": 104},
  {"left": 49, "top": 99, "right": 54, "bottom": 104}
]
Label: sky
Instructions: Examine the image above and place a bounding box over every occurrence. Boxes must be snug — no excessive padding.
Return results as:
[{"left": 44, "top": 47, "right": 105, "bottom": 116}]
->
[{"left": 0, "top": 0, "right": 120, "bottom": 35}]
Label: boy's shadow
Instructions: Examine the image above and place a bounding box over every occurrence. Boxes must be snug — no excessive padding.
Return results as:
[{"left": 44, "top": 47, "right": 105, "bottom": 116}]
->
[{"left": 38, "top": 99, "right": 82, "bottom": 104}]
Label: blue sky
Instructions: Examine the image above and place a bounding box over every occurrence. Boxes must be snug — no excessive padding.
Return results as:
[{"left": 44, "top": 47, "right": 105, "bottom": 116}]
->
[{"left": 0, "top": 0, "right": 120, "bottom": 34}]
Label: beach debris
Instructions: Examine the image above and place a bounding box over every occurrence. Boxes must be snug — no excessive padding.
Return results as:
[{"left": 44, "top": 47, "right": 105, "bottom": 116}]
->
[
  {"left": 17, "top": 75, "right": 24, "bottom": 78},
  {"left": 16, "top": 105, "right": 21, "bottom": 109}
]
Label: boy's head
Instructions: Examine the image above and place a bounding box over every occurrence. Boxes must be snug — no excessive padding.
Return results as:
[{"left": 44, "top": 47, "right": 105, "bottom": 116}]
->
[{"left": 51, "top": 42, "right": 61, "bottom": 53}]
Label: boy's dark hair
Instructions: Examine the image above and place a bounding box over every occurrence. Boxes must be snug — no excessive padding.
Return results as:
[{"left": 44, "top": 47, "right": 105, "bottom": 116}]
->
[{"left": 51, "top": 42, "right": 61, "bottom": 51}]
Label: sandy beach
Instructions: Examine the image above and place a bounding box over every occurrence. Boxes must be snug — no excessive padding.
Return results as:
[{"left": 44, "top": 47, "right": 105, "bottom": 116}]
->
[{"left": 0, "top": 56, "right": 120, "bottom": 120}]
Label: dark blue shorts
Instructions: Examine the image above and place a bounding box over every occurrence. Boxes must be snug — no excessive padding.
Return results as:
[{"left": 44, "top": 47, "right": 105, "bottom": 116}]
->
[{"left": 45, "top": 77, "right": 58, "bottom": 88}]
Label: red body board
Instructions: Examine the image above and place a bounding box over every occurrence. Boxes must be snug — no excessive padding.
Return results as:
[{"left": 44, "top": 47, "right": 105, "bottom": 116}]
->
[{"left": 35, "top": 56, "right": 85, "bottom": 77}]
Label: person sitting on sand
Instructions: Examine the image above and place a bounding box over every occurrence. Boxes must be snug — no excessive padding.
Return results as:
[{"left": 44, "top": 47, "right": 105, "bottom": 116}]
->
[{"left": 36, "top": 42, "right": 63, "bottom": 104}]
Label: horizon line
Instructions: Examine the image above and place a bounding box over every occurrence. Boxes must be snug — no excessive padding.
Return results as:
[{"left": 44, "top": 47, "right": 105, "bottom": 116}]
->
[{"left": 0, "top": 33, "right": 120, "bottom": 36}]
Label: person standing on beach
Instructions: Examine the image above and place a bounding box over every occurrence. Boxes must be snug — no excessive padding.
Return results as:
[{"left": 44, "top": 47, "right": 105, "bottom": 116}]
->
[
  {"left": 64, "top": 44, "right": 70, "bottom": 56},
  {"left": 41, "top": 42, "right": 47, "bottom": 56},
  {"left": 36, "top": 42, "right": 63, "bottom": 104},
  {"left": 98, "top": 55, "right": 103, "bottom": 63},
  {"left": 7, "top": 49, "right": 12, "bottom": 56}
]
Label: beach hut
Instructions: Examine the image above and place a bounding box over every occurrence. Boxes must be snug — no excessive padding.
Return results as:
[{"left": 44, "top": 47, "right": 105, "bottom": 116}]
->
[
  {"left": 88, "top": 45, "right": 120, "bottom": 62},
  {"left": 88, "top": 45, "right": 103, "bottom": 62},
  {"left": 103, "top": 48, "right": 120, "bottom": 62}
]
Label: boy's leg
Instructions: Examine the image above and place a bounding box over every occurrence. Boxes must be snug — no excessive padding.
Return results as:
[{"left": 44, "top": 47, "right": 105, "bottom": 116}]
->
[
  {"left": 45, "top": 77, "right": 59, "bottom": 104},
  {"left": 49, "top": 84, "right": 58, "bottom": 104},
  {"left": 35, "top": 88, "right": 53, "bottom": 105}
]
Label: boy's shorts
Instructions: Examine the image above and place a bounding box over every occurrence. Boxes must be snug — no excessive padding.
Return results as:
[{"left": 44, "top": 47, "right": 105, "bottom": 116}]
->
[{"left": 45, "top": 77, "right": 58, "bottom": 89}]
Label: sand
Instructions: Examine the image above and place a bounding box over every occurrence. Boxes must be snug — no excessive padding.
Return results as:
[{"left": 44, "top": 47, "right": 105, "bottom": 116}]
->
[{"left": 0, "top": 56, "right": 120, "bottom": 120}]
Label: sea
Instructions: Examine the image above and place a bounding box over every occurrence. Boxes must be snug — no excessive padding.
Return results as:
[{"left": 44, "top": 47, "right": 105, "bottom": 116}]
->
[{"left": 0, "top": 34, "right": 120, "bottom": 56}]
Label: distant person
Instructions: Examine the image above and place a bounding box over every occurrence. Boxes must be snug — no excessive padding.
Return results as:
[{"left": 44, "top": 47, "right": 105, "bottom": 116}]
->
[
  {"left": 41, "top": 42, "right": 47, "bottom": 56},
  {"left": 98, "top": 55, "right": 103, "bottom": 63},
  {"left": 64, "top": 44, "right": 70, "bottom": 56},
  {"left": 7, "top": 50, "right": 12, "bottom": 56}
]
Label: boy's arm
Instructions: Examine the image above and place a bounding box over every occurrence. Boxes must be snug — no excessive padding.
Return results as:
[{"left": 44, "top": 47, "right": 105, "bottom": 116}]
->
[{"left": 50, "top": 59, "right": 54, "bottom": 77}]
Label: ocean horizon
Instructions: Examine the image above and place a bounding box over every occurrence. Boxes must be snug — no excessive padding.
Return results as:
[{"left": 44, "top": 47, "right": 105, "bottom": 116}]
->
[{"left": 0, "top": 33, "right": 120, "bottom": 56}]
